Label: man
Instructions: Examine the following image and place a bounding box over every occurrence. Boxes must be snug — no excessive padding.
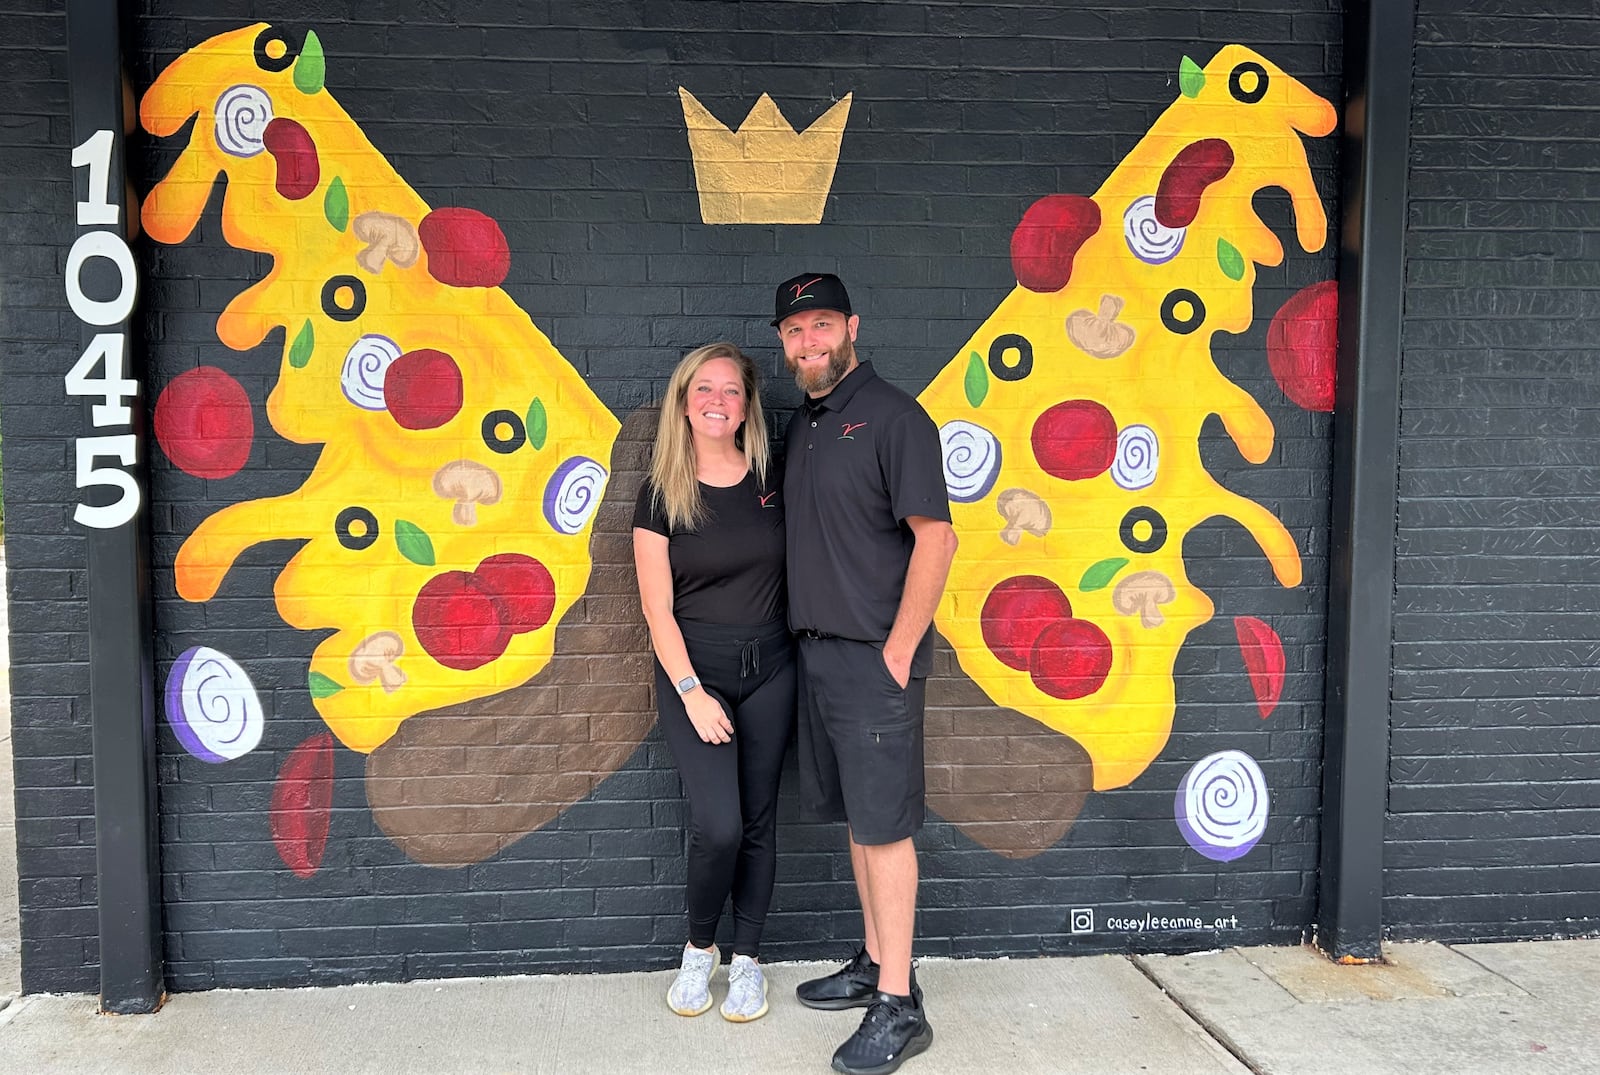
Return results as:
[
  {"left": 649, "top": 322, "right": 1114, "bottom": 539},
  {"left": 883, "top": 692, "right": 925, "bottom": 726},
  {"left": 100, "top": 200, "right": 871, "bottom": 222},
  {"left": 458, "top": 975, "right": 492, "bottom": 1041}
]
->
[{"left": 774, "top": 272, "right": 957, "bottom": 1075}]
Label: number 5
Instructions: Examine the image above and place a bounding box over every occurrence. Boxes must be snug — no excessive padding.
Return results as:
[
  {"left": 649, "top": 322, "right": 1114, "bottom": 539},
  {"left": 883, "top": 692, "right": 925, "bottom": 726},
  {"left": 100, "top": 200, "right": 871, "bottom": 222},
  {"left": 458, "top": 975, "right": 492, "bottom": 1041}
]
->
[{"left": 74, "top": 434, "right": 140, "bottom": 529}]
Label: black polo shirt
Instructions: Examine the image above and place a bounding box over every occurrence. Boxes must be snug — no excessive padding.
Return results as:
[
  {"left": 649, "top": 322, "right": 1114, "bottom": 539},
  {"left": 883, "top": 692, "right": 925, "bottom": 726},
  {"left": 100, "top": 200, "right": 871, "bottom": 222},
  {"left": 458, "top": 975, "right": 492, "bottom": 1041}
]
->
[{"left": 784, "top": 361, "right": 950, "bottom": 673}]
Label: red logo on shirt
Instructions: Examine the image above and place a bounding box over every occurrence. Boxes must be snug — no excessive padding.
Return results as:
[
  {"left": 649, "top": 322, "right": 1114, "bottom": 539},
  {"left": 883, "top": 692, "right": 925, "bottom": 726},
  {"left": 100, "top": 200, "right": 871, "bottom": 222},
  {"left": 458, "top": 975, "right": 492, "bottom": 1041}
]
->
[
  {"left": 758, "top": 492, "right": 777, "bottom": 508},
  {"left": 839, "top": 422, "right": 867, "bottom": 440}
]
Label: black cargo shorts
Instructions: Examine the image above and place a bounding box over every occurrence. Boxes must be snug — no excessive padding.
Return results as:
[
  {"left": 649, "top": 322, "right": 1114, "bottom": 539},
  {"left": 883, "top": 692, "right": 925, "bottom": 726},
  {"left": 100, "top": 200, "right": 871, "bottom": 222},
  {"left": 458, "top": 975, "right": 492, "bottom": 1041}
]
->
[{"left": 795, "top": 634, "right": 926, "bottom": 845}]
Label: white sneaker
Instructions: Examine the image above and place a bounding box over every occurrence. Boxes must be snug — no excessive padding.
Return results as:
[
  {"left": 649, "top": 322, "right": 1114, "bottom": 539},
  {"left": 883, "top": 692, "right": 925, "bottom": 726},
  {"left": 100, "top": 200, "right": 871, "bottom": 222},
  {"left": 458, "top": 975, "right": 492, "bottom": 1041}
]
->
[
  {"left": 667, "top": 943, "right": 718, "bottom": 1016},
  {"left": 720, "top": 954, "right": 769, "bottom": 1023}
]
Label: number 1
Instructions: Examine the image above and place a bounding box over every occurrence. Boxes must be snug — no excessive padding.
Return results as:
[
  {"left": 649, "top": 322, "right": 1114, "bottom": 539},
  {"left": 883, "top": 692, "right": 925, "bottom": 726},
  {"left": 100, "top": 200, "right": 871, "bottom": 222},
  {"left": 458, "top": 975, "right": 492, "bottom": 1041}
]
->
[{"left": 71, "top": 129, "right": 118, "bottom": 227}]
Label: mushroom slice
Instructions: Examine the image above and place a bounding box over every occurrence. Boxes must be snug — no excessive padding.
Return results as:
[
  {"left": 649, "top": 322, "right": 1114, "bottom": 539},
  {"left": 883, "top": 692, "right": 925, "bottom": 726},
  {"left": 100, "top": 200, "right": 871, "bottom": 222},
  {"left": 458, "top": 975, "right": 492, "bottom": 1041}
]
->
[
  {"left": 433, "top": 459, "right": 502, "bottom": 527},
  {"left": 352, "top": 211, "right": 422, "bottom": 274},
  {"left": 349, "top": 631, "right": 408, "bottom": 692},
  {"left": 995, "top": 487, "right": 1052, "bottom": 545},
  {"left": 1111, "top": 570, "right": 1177, "bottom": 628},
  {"left": 1065, "top": 293, "right": 1137, "bottom": 359}
]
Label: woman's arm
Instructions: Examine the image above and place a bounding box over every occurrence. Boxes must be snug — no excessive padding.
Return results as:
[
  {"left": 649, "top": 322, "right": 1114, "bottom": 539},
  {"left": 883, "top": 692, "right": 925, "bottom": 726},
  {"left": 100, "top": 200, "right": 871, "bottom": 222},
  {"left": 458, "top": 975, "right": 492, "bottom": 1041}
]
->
[{"left": 633, "top": 527, "right": 735, "bottom": 744}]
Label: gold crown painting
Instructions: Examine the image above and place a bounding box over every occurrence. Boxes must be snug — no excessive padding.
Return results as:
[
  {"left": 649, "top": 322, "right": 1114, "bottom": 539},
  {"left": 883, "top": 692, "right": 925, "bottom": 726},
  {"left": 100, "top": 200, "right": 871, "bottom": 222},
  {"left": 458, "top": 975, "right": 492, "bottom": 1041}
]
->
[{"left": 679, "top": 88, "right": 853, "bottom": 225}]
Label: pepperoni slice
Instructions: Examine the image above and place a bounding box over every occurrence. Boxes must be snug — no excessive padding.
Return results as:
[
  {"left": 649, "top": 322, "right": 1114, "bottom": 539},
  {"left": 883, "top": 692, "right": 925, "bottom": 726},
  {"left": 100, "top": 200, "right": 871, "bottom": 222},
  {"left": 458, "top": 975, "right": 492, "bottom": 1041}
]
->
[
  {"left": 476, "top": 553, "right": 556, "bottom": 634},
  {"left": 1234, "top": 616, "right": 1285, "bottom": 719},
  {"left": 153, "top": 366, "right": 254, "bottom": 479},
  {"left": 981, "top": 576, "right": 1073, "bottom": 672},
  {"left": 385, "top": 349, "right": 464, "bottom": 430},
  {"left": 1010, "top": 194, "right": 1101, "bottom": 294},
  {"left": 1267, "top": 280, "right": 1338, "bottom": 412},
  {"left": 1031, "top": 400, "right": 1118, "bottom": 481},
  {"left": 262, "top": 117, "right": 319, "bottom": 201},
  {"left": 1155, "top": 139, "right": 1234, "bottom": 230},
  {"left": 270, "top": 732, "right": 334, "bottom": 878},
  {"left": 412, "top": 571, "right": 511, "bottom": 671},
  {"left": 1030, "top": 619, "right": 1113, "bottom": 700},
  {"left": 418, "top": 207, "right": 512, "bottom": 289}
]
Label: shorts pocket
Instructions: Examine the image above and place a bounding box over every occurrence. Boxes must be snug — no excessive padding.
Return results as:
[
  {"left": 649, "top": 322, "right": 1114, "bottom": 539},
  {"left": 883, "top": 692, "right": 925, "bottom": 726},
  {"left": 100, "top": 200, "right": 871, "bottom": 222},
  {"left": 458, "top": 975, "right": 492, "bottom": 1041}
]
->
[
  {"left": 864, "top": 719, "right": 917, "bottom": 746},
  {"left": 864, "top": 683, "right": 915, "bottom": 742},
  {"left": 870, "top": 645, "right": 908, "bottom": 695}
]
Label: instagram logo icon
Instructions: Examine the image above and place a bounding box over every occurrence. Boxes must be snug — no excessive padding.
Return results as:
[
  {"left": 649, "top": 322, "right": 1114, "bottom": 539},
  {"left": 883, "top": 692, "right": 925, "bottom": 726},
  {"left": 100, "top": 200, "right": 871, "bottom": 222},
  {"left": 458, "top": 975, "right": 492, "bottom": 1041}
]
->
[{"left": 1069, "top": 908, "right": 1095, "bottom": 934}]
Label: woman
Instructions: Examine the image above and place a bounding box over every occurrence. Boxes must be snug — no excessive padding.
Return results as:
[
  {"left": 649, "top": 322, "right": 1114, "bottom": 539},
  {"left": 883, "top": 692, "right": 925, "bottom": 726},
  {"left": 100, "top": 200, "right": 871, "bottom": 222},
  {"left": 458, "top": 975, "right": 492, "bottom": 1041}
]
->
[{"left": 633, "top": 341, "right": 794, "bottom": 1023}]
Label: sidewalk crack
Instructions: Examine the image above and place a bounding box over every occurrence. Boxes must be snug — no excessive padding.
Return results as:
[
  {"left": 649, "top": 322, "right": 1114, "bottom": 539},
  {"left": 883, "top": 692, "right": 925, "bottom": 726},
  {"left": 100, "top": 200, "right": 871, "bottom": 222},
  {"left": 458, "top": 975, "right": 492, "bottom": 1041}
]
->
[{"left": 1129, "top": 955, "right": 1267, "bottom": 1075}]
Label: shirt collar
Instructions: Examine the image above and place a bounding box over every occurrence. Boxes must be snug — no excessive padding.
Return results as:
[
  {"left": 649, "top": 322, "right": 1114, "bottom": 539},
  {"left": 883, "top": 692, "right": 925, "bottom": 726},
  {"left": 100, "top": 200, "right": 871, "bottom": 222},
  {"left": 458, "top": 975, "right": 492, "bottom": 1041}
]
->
[{"left": 805, "top": 361, "right": 877, "bottom": 414}]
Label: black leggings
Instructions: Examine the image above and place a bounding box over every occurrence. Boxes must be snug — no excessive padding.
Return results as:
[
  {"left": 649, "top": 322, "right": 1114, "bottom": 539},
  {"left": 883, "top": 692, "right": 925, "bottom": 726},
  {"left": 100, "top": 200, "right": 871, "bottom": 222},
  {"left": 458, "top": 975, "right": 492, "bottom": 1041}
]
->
[{"left": 654, "top": 617, "right": 795, "bottom": 959}]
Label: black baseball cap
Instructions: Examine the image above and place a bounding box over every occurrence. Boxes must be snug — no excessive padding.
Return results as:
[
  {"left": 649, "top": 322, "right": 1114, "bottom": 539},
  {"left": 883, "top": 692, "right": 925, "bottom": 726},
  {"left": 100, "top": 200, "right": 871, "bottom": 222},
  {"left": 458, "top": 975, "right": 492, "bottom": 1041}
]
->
[{"left": 772, "top": 272, "right": 852, "bottom": 326}]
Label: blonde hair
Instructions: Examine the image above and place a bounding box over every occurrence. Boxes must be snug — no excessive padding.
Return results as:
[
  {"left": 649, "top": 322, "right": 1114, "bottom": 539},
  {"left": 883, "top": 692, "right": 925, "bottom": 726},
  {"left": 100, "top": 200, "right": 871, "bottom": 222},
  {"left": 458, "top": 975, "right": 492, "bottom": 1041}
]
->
[{"left": 649, "top": 342, "right": 770, "bottom": 532}]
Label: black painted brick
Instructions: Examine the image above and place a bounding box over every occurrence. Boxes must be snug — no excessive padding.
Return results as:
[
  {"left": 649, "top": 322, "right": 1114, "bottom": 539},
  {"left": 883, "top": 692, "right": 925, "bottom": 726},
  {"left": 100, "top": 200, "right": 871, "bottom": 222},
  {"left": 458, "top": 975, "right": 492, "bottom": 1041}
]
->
[
  {"left": 0, "top": 3, "right": 103, "bottom": 995},
  {"left": 1390, "top": 0, "right": 1600, "bottom": 942}
]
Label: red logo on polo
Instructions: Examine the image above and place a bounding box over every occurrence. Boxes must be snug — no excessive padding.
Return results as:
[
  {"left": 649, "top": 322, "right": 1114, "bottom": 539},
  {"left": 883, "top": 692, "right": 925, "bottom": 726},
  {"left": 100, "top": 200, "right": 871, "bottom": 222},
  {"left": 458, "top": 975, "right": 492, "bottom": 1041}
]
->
[{"left": 839, "top": 422, "right": 867, "bottom": 440}]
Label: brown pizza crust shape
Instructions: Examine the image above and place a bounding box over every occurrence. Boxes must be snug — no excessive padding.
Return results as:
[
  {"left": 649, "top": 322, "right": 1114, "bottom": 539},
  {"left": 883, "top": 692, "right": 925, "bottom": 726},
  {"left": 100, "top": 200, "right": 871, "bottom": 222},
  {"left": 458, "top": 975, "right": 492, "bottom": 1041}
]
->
[
  {"left": 364, "top": 406, "right": 659, "bottom": 867},
  {"left": 925, "top": 631, "right": 1094, "bottom": 858}
]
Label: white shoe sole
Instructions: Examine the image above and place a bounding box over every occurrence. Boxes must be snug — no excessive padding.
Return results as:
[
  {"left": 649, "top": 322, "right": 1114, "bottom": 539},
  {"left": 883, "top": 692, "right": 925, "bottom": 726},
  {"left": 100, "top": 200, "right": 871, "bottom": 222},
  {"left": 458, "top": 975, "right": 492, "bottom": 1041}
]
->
[
  {"left": 667, "top": 954, "right": 719, "bottom": 1017},
  {"left": 721, "top": 976, "right": 769, "bottom": 1023}
]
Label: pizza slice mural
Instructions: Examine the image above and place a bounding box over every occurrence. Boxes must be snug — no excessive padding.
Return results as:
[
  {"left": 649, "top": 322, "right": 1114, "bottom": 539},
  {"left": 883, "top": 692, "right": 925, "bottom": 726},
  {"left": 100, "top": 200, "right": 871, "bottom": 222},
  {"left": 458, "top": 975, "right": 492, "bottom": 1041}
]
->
[
  {"left": 142, "top": 24, "right": 621, "bottom": 756},
  {"left": 143, "top": 26, "right": 1336, "bottom": 873},
  {"left": 920, "top": 47, "right": 1337, "bottom": 841}
]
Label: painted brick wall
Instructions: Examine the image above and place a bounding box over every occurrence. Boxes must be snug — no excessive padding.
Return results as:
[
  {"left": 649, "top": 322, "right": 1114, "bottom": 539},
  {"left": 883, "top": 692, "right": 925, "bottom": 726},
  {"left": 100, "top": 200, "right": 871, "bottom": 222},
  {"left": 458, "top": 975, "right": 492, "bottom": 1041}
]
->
[
  {"left": 5, "top": 1, "right": 1341, "bottom": 992},
  {"left": 1390, "top": 0, "right": 1600, "bottom": 940},
  {"left": 0, "top": 4, "right": 103, "bottom": 993}
]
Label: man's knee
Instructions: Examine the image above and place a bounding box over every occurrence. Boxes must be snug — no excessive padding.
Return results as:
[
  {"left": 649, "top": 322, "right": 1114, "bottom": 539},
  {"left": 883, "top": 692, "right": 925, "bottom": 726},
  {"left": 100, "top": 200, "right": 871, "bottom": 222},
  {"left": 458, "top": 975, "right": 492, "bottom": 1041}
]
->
[{"left": 851, "top": 832, "right": 915, "bottom": 858}]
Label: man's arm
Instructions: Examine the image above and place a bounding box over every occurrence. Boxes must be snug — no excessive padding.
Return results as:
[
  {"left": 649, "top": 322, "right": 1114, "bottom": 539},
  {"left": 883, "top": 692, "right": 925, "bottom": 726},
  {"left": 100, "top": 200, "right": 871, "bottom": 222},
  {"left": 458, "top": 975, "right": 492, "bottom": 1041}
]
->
[{"left": 881, "top": 514, "right": 958, "bottom": 688}]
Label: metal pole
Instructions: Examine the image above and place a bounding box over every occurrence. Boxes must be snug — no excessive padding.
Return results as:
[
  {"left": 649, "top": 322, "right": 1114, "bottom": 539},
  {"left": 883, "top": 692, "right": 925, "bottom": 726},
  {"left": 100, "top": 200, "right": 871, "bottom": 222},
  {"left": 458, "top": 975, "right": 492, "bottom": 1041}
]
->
[
  {"left": 1316, "top": 0, "right": 1417, "bottom": 962},
  {"left": 65, "top": 0, "right": 164, "bottom": 1013}
]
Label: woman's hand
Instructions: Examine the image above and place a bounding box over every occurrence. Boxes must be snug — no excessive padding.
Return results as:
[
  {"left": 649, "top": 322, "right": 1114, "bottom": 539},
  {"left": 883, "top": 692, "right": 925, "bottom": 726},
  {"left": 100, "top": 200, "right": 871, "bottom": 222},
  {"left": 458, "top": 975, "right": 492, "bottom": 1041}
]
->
[{"left": 684, "top": 690, "right": 734, "bottom": 744}]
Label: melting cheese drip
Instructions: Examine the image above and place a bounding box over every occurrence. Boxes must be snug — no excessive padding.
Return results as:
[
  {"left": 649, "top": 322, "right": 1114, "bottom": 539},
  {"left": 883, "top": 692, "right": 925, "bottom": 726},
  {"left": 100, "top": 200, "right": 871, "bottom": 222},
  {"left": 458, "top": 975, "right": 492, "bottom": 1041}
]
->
[
  {"left": 142, "top": 25, "right": 620, "bottom": 753},
  {"left": 919, "top": 46, "right": 1336, "bottom": 790}
]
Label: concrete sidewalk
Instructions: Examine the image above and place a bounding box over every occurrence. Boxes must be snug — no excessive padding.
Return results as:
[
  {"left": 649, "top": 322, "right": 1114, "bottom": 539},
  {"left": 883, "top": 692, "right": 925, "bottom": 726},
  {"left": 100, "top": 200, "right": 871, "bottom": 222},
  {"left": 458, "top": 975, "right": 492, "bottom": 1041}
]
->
[{"left": 0, "top": 939, "right": 1596, "bottom": 1074}]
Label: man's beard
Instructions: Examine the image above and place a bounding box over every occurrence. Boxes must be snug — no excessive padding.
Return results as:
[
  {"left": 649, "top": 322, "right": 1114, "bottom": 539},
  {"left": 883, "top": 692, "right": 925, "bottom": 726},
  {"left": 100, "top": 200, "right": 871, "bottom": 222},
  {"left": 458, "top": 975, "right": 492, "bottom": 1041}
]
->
[{"left": 787, "top": 334, "right": 856, "bottom": 395}]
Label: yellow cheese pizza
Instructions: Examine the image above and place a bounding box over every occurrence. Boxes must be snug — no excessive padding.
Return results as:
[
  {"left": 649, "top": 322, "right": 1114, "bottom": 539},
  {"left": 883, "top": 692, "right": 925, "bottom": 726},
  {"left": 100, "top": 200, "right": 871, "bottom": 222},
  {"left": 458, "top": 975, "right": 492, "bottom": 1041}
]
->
[
  {"left": 142, "top": 24, "right": 619, "bottom": 753},
  {"left": 919, "top": 46, "right": 1336, "bottom": 790}
]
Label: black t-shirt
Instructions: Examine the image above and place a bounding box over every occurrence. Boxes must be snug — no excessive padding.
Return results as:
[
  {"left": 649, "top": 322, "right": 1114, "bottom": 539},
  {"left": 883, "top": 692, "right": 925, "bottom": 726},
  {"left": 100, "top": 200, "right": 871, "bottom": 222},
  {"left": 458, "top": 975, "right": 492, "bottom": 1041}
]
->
[
  {"left": 632, "top": 469, "right": 786, "bottom": 626},
  {"left": 784, "top": 362, "right": 950, "bottom": 672}
]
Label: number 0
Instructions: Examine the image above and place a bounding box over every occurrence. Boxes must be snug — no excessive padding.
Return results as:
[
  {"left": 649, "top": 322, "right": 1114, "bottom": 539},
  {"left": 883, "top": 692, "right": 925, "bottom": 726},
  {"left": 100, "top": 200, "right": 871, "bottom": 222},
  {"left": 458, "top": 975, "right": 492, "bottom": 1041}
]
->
[{"left": 65, "top": 231, "right": 137, "bottom": 327}]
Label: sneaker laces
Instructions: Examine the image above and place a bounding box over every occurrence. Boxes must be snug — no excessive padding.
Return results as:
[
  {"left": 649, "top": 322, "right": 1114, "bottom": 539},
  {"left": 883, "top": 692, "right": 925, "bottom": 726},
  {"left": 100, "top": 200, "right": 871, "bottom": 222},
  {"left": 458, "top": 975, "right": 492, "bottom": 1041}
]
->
[{"left": 857, "top": 996, "right": 898, "bottom": 1040}]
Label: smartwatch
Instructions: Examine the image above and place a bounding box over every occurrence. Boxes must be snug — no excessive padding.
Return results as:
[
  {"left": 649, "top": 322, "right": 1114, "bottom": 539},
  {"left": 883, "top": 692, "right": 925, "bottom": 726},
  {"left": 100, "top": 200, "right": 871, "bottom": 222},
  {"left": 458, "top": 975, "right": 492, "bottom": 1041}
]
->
[{"left": 676, "top": 675, "right": 701, "bottom": 695}]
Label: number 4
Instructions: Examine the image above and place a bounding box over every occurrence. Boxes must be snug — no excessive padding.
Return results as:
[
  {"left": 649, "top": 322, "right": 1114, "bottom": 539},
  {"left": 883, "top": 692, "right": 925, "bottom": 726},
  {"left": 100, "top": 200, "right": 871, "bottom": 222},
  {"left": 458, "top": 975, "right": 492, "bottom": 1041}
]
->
[{"left": 65, "top": 333, "right": 138, "bottom": 427}]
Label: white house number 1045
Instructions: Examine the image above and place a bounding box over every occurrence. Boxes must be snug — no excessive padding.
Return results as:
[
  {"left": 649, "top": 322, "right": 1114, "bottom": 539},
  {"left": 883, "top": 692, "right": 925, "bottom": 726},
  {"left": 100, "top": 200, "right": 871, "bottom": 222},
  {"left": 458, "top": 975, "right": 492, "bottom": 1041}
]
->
[{"left": 66, "top": 128, "right": 142, "bottom": 529}]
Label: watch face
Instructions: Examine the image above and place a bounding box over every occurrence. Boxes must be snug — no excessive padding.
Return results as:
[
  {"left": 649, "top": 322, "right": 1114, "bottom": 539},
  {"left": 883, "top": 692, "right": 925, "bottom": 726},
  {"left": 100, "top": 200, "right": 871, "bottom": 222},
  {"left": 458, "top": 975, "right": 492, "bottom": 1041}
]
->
[{"left": 677, "top": 677, "right": 696, "bottom": 694}]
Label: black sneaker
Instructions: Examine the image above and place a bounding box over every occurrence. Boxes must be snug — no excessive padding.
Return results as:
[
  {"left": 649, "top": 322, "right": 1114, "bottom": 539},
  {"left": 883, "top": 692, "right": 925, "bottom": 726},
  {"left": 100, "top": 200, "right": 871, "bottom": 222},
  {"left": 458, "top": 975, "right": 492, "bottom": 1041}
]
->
[
  {"left": 797, "top": 947, "right": 880, "bottom": 1010},
  {"left": 830, "top": 991, "right": 933, "bottom": 1075}
]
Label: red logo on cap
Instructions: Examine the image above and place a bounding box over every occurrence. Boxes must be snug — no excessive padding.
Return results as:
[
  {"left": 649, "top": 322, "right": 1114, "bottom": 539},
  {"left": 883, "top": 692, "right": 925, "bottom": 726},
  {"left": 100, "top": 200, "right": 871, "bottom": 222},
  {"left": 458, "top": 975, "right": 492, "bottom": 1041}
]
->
[{"left": 789, "top": 277, "right": 825, "bottom": 303}]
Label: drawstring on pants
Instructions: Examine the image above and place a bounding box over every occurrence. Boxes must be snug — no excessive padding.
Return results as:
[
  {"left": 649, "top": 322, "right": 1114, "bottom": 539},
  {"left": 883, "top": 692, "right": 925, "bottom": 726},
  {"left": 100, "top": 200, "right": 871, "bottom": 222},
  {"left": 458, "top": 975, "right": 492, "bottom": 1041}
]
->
[{"left": 738, "top": 637, "right": 761, "bottom": 679}]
